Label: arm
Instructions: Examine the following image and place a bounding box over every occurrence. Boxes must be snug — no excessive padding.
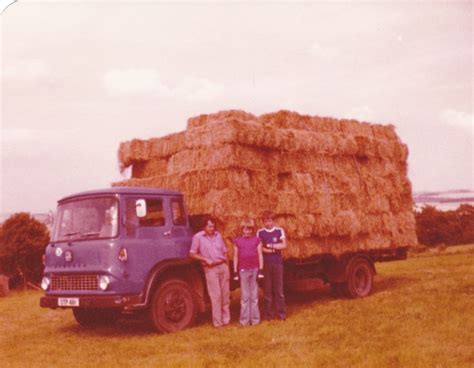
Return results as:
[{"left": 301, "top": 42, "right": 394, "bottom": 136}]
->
[
  {"left": 262, "top": 244, "right": 273, "bottom": 253},
  {"left": 257, "top": 242, "right": 264, "bottom": 269},
  {"left": 233, "top": 246, "right": 239, "bottom": 273},
  {"left": 189, "top": 235, "right": 213, "bottom": 266},
  {"left": 272, "top": 238, "right": 287, "bottom": 250},
  {"left": 189, "top": 252, "right": 213, "bottom": 266}
]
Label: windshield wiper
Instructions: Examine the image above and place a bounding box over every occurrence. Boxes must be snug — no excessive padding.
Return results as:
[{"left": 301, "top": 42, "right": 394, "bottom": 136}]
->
[
  {"left": 63, "top": 232, "right": 81, "bottom": 237},
  {"left": 82, "top": 232, "right": 100, "bottom": 237}
]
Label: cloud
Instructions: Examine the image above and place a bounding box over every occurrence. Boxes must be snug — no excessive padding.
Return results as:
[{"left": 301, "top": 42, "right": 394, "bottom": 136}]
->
[
  {"left": 103, "top": 68, "right": 170, "bottom": 96},
  {"left": 1, "top": 59, "right": 51, "bottom": 80},
  {"left": 440, "top": 109, "right": 473, "bottom": 134},
  {"left": 102, "top": 68, "right": 223, "bottom": 100},
  {"left": 343, "top": 106, "right": 377, "bottom": 122}
]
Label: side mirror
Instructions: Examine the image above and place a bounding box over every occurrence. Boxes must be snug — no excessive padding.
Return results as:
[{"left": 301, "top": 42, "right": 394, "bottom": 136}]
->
[{"left": 136, "top": 199, "right": 147, "bottom": 218}]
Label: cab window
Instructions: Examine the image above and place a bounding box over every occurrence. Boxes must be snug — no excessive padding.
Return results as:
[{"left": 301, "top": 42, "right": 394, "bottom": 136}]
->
[
  {"left": 140, "top": 199, "right": 165, "bottom": 227},
  {"left": 125, "top": 198, "right": 165, "bottom": 237},
  {"left": 171, "top": 199, "right": 186, "bottom": 226}
]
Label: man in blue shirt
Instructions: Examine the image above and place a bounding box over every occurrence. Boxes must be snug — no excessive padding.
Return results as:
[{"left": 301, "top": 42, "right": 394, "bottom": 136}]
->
[{"left": 257, "top": 211, "right": 287, "bottom": 321}]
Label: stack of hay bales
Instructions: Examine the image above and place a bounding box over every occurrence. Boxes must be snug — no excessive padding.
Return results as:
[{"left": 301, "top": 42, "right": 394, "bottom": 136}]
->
[{"left": 114, "top": 110, "right": 417, "bottom": 259}]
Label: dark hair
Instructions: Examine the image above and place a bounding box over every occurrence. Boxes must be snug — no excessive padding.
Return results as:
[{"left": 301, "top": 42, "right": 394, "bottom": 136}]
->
[
  {"left": 202, "top": 216, "right": 217, "bottom": 229},
  {"left": 261, "top": 211, "right": 274, "bottom": 220}
]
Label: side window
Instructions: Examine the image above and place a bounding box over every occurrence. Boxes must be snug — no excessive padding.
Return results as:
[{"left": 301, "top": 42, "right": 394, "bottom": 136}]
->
[
  {"left": 140, "top": 199, "right": 165, "bottom": 227},
  {"left": 125, "top": 198, "right": 165, "bottom": 236},
  {"left": 171, "top": 199, "right": 186, "bottom": 226}
]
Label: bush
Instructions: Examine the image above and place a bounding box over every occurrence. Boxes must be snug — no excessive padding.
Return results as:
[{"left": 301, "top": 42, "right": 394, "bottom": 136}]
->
[
  {"left": 0, "top": 213, "right": 50, "bottom": 288},
  {"left": 415, "top": 204, "right": 474, "bottom": 246}
]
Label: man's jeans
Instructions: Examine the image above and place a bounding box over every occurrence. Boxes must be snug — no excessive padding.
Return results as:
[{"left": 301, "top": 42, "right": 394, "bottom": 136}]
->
[
  {"left": 263, "top": 262, "right": 286, "bottom": 320},
  {"left": 204, "top": 263, "right": 230, "bottom": 327},
  {"left": 239, "top": 269, "right": 260, "bottom": 325}
]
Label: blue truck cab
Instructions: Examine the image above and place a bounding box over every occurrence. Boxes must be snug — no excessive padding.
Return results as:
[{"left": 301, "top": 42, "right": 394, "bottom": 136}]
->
[{"left": 40, "top": 187, "right": 208, "bottom": 332}]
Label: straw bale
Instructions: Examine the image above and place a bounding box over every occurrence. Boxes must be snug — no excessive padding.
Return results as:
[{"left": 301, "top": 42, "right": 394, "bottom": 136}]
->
[
  {"left": 313, "top": 117, "right": 343, "bottom": 133},
  {"left": 118, "top": 132, "right": 185, "bottom": 169},
  {"left": 312, "top": 214, "right": 335, "bottom": 237},
  {"left": 115, "top": 109, "right": 417, "bottom": 259},
  {"left": 118, "top": 139, "right": 151, "bottom": 170},
  {"left": 354, "top": 135, "right": 377, "bottom": 158},
  {"left": 115, "top": 169, "right": 252, "bottom": 194},
  {"left": 147, "top": 132, "right": 186, "bottom": 158},
  {"left": 277, "top": 173, "right": 314, "bottom": 195},
  {"left": 340, "top": 119, "right": 374, "bottom": 137},
  {"left": 166, "top": 144, "right": 276, "bottom": 174},
  {"left": 333, "top": 210, "right": 361, "bottom": 238},
  {"left": 132, "top": 158, "right": 168, "bottom": 179},
  {"left": 258, "top": 110, "right": 314, "bottom": 131},
  {"left": 187, "top": 110, "right": 256, "bottom": 129},
  {"left": 372, "top": 124, "right": 398, "bottom": 141}
]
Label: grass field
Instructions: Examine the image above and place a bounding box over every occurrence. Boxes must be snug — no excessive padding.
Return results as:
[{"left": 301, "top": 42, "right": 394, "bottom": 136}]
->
[{"left": 1, "top": 245, "right": 473, "bottom": 367}]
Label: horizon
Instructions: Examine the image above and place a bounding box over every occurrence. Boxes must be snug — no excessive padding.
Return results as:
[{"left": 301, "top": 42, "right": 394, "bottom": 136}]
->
[{"left": 1, "top": 1, "right": 472, "bottom": 213}]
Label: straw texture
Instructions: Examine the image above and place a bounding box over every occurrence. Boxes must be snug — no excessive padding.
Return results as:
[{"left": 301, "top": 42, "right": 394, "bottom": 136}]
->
[{"left": 114, "top": 110, "right": 417, "bottom": 259}]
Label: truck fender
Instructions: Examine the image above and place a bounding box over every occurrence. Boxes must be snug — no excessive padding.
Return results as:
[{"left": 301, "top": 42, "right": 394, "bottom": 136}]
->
[{"left": 139, "top": 258, "right": 207, "bottom": 312}]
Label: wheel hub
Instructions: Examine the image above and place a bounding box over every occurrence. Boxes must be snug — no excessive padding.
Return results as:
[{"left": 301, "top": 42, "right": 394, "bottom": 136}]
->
[{"left": 163, "top": 291, "right": 187, "bottom": 323}]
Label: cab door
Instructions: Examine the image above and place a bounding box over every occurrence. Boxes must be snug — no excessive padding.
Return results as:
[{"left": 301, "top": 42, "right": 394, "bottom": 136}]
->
[
  {"left": 167, "top": 196, "right": 193, "bottom": 258},
  {"left": 121, "top": 196, "right": 175, "bottom": 291}
]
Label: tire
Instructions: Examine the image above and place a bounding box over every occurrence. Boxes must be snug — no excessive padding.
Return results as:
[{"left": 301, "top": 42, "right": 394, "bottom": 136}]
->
[
  {"left": 342, "top": 257, "right": 374, "bottom": 298},
  {"left": 72, "top": 308, "right": 121, "bottom": 327},
  {"left": 149, "top": 279, "right": 197, "bottom": 333}
]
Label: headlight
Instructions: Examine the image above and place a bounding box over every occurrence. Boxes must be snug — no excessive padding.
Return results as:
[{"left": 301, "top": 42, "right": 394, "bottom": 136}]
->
[
  {"left": 41, "top": 277, "right": 50, "bottom": 291},
  {"left": 99, "top": 276, "right": 110, "bottom": 291}
]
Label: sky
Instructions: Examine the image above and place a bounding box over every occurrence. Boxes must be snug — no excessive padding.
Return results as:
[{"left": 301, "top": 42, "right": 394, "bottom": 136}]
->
[{"left": 0, "top": 0, "right": 473, "bottom": 214}]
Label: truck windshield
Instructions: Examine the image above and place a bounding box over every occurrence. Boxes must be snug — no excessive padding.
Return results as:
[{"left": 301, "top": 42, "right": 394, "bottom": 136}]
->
[{"left": 52, "top": 197, "right": 119, "bottom": 242}]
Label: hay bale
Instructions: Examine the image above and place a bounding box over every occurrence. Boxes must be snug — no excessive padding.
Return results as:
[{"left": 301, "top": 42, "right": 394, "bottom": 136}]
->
[
  {"left": 187, "top": 110, "right": 257, "bottom": 129},
  {"left": 114, "top": 109, "right": 417, "bottom": 258}
]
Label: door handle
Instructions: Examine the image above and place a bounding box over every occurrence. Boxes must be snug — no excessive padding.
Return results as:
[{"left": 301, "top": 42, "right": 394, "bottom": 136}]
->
[{"left": 163, "top": 230, "right": 171, "bottom": 236}]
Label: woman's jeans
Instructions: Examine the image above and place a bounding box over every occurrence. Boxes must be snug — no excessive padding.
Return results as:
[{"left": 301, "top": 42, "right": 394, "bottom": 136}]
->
[{"left": 239, "top": 268, "right": 260, "bottom": 325}]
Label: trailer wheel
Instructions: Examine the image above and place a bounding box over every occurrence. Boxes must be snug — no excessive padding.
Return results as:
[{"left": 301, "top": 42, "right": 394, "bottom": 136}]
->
[
  {"left": 149, "top": 279, "right": 197, "bottom": 333},
  {"left": 343, "top": 257, "right": 374, "bottom": 298},
  {"left": 72, "top": 308, "right": 121, "bottom": 327}
]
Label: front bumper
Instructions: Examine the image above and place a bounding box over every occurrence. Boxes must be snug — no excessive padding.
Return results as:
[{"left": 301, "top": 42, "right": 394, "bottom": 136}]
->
[{"left": 40, "top": 294, "right": 142, "bottom": 309}]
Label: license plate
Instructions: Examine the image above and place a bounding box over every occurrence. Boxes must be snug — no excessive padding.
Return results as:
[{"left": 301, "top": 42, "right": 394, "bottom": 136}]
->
[{"left": 58, "top": 298, "right": 79, "bottom": 307}]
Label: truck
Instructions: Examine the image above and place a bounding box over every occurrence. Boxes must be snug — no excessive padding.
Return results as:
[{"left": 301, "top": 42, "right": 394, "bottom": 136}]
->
[{"left": 40, "top": 187, "right": 408, "bottom": 333}]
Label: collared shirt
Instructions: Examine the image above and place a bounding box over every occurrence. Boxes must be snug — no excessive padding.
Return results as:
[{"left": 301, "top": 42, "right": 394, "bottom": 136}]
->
[{"left": 190, "top": 230, "right": 228, "bottom": 263}]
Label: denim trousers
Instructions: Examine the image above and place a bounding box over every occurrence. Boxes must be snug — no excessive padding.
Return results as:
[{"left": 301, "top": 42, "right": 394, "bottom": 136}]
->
[
  {"left": 239, "top": 268, "right": 260, "bottom": 325},
  {"left": 263, "top": 262, "right": 286, "bottom": 320},
  {"left": 204, "top": 263, "right": 230, "bottom": 327}
]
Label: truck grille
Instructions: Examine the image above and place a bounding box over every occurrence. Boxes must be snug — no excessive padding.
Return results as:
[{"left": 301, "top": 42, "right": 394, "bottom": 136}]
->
[{"left": 51, "top": 274, "right": 99, "bottom": 291}]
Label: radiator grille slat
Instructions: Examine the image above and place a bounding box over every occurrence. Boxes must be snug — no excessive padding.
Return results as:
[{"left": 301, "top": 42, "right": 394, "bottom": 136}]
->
[{"left": 51, "top": 274, "right": 99, "bottom": 291}]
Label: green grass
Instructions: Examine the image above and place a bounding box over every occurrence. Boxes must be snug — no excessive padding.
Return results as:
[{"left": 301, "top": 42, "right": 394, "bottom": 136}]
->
[{"left": 1, "top": 245, "right": 473, "bottom": 367}]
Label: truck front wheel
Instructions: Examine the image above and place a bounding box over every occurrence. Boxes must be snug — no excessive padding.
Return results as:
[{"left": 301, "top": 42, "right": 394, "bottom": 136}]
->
[
  {"left": 72, "top": 308, "right": 121, "bottom": 327},
  {"left": 149, "top": 279, "right": 197, "bottom": 333},
  {"left": 342, "top": 257, "right": 374, "bottom": 298}
]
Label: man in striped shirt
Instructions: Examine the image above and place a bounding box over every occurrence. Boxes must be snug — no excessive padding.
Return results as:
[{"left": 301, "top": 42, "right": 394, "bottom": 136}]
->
[{"left": 257, "top": 211, "right": 287, "bottom": 321}]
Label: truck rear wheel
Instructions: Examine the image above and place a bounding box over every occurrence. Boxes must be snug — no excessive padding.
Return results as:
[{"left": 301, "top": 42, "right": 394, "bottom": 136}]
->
[
  {"left": 72, "top": 308, "right": 121, "bottom": 327},
  {"left": 343, "top": 257, "right": 374, "bottom": 298},
  {"left": 149, "top": 279, "right": 197, "bottom": 333}
]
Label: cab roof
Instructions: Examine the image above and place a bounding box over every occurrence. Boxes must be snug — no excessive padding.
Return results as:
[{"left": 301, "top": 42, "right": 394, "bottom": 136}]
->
[{"left": 58, "top": 187, "right": 182, "bottom": 203}]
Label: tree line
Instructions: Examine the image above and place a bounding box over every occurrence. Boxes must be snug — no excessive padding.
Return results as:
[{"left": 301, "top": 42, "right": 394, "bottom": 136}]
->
[
  {"left": 415, "top": 204, "right": 474, "bottom": 246},
  {"left": 1, "top": 205, "right": 473, "bottom": 288}
]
